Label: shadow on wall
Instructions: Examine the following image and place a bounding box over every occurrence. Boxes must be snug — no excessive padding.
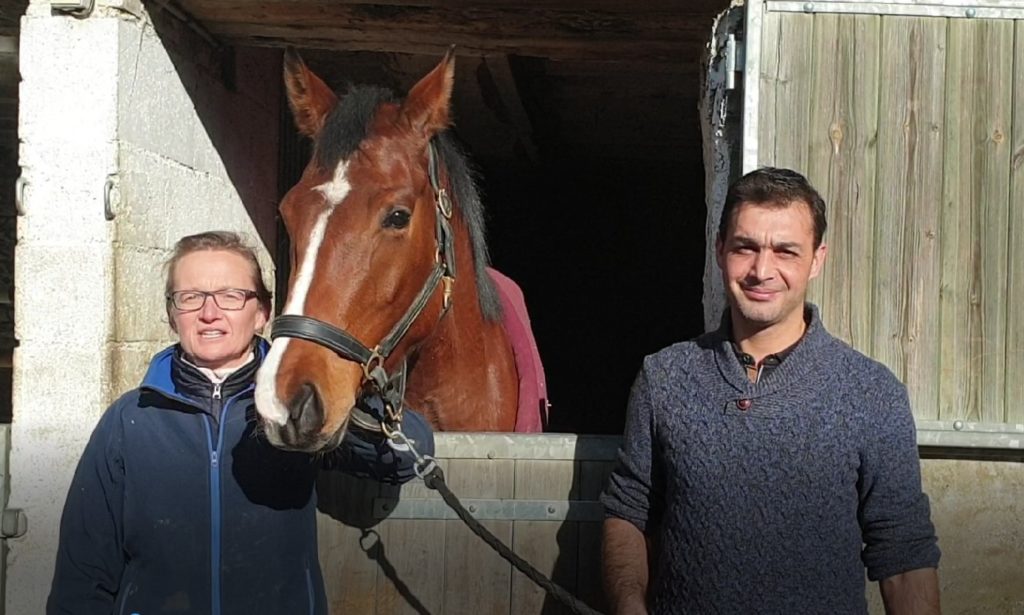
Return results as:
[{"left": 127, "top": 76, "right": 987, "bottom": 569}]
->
[
  {"left": 0, "top": 27, "right": 19, "bottom": 423},
  {"left": 147, "top": 6, "right": 282, "bottom": 252}
]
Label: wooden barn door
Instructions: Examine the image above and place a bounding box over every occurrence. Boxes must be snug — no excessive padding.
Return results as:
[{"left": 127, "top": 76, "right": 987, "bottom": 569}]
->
[{"left": 737, "top": 0, "right": 1024, "bottom": 450}]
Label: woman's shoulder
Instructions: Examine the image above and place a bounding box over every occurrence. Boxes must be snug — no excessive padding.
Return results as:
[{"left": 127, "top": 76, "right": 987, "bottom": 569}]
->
[{"left": 100, "top": 386, "right": 183, "bottom": 429}]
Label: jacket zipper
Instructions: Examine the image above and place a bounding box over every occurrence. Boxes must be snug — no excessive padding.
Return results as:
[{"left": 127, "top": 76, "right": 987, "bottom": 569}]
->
[
  {"left": 306, "top": 567, "right": 315, "bottom": 615},
  {"left": 208, "top": 382, "right": 224, "bottom": 615}
]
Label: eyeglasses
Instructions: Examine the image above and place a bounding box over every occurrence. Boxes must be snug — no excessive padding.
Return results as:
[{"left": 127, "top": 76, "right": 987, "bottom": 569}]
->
[{"left": 166, "top": 289, "right": 259, "bottom": 312}]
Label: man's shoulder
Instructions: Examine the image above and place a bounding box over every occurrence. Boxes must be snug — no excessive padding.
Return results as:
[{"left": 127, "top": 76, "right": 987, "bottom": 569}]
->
[
  {"left": 831, "top": 337, "right": 905, "bottom": 380},
  {"left": 642, "top": 333, "right": 718, "bottom": 378},
  {"left": 822, "top": 336, "right": 907, "bottom": 398}
]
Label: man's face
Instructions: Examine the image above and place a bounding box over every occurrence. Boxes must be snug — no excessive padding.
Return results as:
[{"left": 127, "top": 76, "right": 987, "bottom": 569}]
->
[
  {"left": 716, "top": 200, "right": 827, "bottom": 334},
  {"left": 170, "top": 250, "right": 268, "bottom": 370}
]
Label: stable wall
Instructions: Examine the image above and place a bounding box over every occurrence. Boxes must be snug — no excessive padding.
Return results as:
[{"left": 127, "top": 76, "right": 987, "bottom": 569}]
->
[{"left": 6, "top": 2, "right": 280, "bottom": 612}]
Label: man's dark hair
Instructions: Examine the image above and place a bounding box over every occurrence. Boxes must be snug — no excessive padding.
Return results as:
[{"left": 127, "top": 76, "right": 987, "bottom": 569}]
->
[{"left": 718, "top": 167, "right": 828, "bottom": 248}]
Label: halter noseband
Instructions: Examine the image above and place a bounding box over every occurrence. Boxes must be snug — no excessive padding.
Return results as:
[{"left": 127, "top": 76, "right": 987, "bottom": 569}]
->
[{"left": 270, "top": 139, "right": 456, "bottom": 433}]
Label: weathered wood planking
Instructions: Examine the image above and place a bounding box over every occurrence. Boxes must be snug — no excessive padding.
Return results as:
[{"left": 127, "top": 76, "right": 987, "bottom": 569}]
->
[
  {"left": 316, "top": 434, "right": 618, "bottom": 615},
  {"left": 510, "top": 460, "right": 578, "bottom": 615},
  {"left": 872, "top": 16, "right": 946, "bottom": 417},
  {"left": 974, "top": 20, "right": 1013, "bottom": 424},
  {"left": 443, "top": 458, "right": 516, "bottom": 615},
  {"left": 897, "top": 15, "right": 945, "bottom": 420},
  {"left": 757, "top": 9, "right": 782, "bottom": 168},
  {"left": 842, "top": 15, "right": 881, "bottom": 355},
  {"left": 317, "top": 472, "right": 386, "bottom": 613},
  {"left": 1008, "top": 21, "right": 1024, "bottom": 424},
  {"left": 770, "top": 14, "right": 814, "bottom": 172},
  {"left": 375, "top": 458, "right": 450, "bottom": 615},
  {"left": 938, "top": 20, "right": 978, "bottom": 422},
  {"left": 940, "top": 19, "right": 1014, "bottom": 423},
  {"left": 805, "top": 13, "right": 840, "bottom": 319}
]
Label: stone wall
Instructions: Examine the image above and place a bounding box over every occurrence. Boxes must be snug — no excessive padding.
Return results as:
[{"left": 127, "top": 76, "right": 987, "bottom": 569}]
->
[{"left": 6, "top": 2, "right": 280, "bottom": 612}]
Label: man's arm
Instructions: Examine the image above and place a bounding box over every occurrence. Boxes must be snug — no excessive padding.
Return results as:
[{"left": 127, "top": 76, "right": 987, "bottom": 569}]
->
[
  {"left": 879, "top": 567, "right": 940, "bottom": 615},
  {"left": 600, "top": 366, "right": 661, "bottom": 615},
  {"left": 602, "top": 517, "right": 649, "bottom": 615},
  {"left": 857, "top": 382, "right": 941, "bottom": 594}
]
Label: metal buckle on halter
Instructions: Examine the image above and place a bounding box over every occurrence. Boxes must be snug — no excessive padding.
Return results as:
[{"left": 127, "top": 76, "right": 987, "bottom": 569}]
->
[
  {"left": 442, "top": 276, "right": 454, "bottom": 311},
  {"left": 437, "top": 188, "right": 453, "bottom": 219},
  {"left": 362, "top": 348, "right": 384, "bottom": 382}
]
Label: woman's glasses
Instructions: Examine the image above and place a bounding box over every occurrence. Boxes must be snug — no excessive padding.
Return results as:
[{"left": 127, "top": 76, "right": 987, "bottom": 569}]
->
[{"left": 166, "top": 289, "right": 258, "bottom": 312}]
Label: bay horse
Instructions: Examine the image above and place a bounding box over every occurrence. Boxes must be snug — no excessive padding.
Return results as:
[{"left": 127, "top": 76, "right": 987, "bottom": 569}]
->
[{"left": 254, "top": 49, "right": 523, "bottom": 452}]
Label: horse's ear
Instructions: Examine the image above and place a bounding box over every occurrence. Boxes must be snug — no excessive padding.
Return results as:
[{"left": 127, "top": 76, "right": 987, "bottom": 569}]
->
[
  {"left": 283, "top": 47, "right": 338, "bottom": 138},
  {"left": 401, "top": 46, "right": 456, "bottom": 137}
]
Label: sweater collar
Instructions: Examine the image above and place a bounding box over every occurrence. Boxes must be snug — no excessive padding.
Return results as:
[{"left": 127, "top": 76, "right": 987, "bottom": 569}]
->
[{"left": 710, "top": 304, "right": 833, "bottom": 395}]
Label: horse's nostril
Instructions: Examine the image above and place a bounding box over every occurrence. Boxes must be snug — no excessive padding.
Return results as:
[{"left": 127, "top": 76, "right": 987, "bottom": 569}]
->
[{"left": 289, "top": 383, "right": 323, "bottom": 429}]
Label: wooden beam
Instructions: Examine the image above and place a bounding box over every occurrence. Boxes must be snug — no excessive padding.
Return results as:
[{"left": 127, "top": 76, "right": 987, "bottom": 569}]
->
[
  {"left": 178, "top": 0, "right": 731, "bottom": 16},
  {"left": 175, "top": 2, "right": 715, "bottom": 62}
]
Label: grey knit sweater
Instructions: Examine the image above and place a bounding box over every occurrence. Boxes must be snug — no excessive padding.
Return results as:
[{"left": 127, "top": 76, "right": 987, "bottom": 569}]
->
[{"left": 602, "top": 306, "right": 940, "bottom": 614}]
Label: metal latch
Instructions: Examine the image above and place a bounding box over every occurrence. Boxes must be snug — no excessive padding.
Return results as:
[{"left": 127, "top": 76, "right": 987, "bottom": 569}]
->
[
  {"left": 1, "top": 508, "right": 27, "bottom": 539},
  {"left": 725, "top": 33, "right": 745, "bottom": 90}
]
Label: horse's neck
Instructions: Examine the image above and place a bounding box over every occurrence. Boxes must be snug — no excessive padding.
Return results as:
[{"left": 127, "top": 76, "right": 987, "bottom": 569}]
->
[{"left": 405, "top": 254, "right": 518, "bottom": 432}]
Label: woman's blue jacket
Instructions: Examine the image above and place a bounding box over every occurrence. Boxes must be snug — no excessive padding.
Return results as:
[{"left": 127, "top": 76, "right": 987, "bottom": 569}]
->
[{"left": 47, "top": 341, "right": 434, "bottom": 615}]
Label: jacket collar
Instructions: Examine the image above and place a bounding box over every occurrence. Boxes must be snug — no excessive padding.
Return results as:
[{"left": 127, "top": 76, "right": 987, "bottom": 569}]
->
[{"left": 141, "top": 338, "right": 269, "bottom": 402}]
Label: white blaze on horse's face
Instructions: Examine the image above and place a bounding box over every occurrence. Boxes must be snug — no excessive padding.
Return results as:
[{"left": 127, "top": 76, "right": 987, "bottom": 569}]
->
[{"left": 255, "top": 160, "right": 351, "bottom": 426}]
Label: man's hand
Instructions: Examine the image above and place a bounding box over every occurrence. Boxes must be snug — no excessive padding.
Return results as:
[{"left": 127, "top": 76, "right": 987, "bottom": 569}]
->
[
  {"left": 602, "top": 517, "right": 650, "bottom": 615},
  {"left": 880, "top": 567, "right": 940, "bottom": 615}
]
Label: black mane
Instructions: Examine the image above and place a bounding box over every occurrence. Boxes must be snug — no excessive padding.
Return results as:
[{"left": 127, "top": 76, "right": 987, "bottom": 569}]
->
[{"left": 313, "top": 84, "right": 502, "bottom": 322}]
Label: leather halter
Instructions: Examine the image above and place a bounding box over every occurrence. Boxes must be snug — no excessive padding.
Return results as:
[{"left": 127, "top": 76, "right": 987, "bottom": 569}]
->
[{"left": 270, "top": 139, "right": 456, "bottom": 433}]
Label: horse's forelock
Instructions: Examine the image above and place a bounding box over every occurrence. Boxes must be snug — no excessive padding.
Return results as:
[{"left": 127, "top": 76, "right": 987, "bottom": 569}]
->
[{"left": 313, "top": 85, "right": 397, "bottom": 170}]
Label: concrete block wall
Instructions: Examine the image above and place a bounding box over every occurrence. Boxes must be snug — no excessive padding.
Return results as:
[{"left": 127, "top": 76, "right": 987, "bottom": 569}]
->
[
  {"left": 6, "top": 2, "right": 281, "bottom": 613},
  {"left": 866, "top": 459, "right": 1024, "bottom": 613},
  {"left": 8, "top": 8, "right": 120, "bottom": 612},
  {"left": 111, "top": 8, "right": 280, "bottom": 395}
]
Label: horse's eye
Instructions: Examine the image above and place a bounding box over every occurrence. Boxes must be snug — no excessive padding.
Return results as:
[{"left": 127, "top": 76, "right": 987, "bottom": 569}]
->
[{"left": 382, "top": 208, "right": 412, "bottom": 230}]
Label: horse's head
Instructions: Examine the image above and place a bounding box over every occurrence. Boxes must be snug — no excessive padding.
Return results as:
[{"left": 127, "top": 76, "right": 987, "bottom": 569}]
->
[{"left": 254, "top": 49, "right": 460, "bottom": 452}]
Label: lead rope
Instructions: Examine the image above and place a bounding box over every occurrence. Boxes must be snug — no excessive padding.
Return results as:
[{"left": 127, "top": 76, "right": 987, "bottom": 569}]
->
[{"left": 386, "top": 429, "right": 606, "bottom": 615}]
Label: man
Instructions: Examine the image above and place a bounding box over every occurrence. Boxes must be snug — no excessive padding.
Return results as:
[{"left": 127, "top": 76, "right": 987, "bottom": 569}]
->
[{"left": 601, "top": 168, "right": 940, "bottom": 614}]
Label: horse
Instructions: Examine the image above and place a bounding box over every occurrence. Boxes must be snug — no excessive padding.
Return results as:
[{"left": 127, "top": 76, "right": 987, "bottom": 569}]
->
[{"left": 254, "top": 48, "right": 537, "bottom": 453}]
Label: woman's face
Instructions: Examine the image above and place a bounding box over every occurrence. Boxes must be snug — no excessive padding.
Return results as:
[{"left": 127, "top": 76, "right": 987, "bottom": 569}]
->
[{"left": 169, "top": 250, "right": 268, "bottom": 370}]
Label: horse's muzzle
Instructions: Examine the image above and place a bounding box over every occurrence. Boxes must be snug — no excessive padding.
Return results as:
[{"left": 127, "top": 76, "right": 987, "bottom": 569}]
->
[{"left": 263, "top": 382, "right": 335, "bottom": 452}]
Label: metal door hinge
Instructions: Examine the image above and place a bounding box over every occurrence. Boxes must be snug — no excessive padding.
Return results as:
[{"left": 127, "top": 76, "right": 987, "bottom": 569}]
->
[{"left": 725, "top": 33, "right": 745, "bottom": 91}]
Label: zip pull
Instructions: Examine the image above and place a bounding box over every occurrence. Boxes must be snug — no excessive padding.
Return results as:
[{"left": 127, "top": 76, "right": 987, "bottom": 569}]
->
[
  {"left": 213, "top": 383, "right": 222, "bottom": 400},
  {"left": 211, "top": 450, "right": 218, "bottom": 468}
]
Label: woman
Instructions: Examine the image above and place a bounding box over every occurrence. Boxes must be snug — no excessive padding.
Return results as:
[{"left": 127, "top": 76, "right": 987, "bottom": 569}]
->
[{"left": 48, "top": 231, "right": 434, "bottom": 614}]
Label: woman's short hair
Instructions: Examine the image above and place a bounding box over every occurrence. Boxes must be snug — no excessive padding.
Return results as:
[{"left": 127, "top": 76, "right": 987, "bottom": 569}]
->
[{"left": 164, "top": 231, "right": 273, "bottom": 315}]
